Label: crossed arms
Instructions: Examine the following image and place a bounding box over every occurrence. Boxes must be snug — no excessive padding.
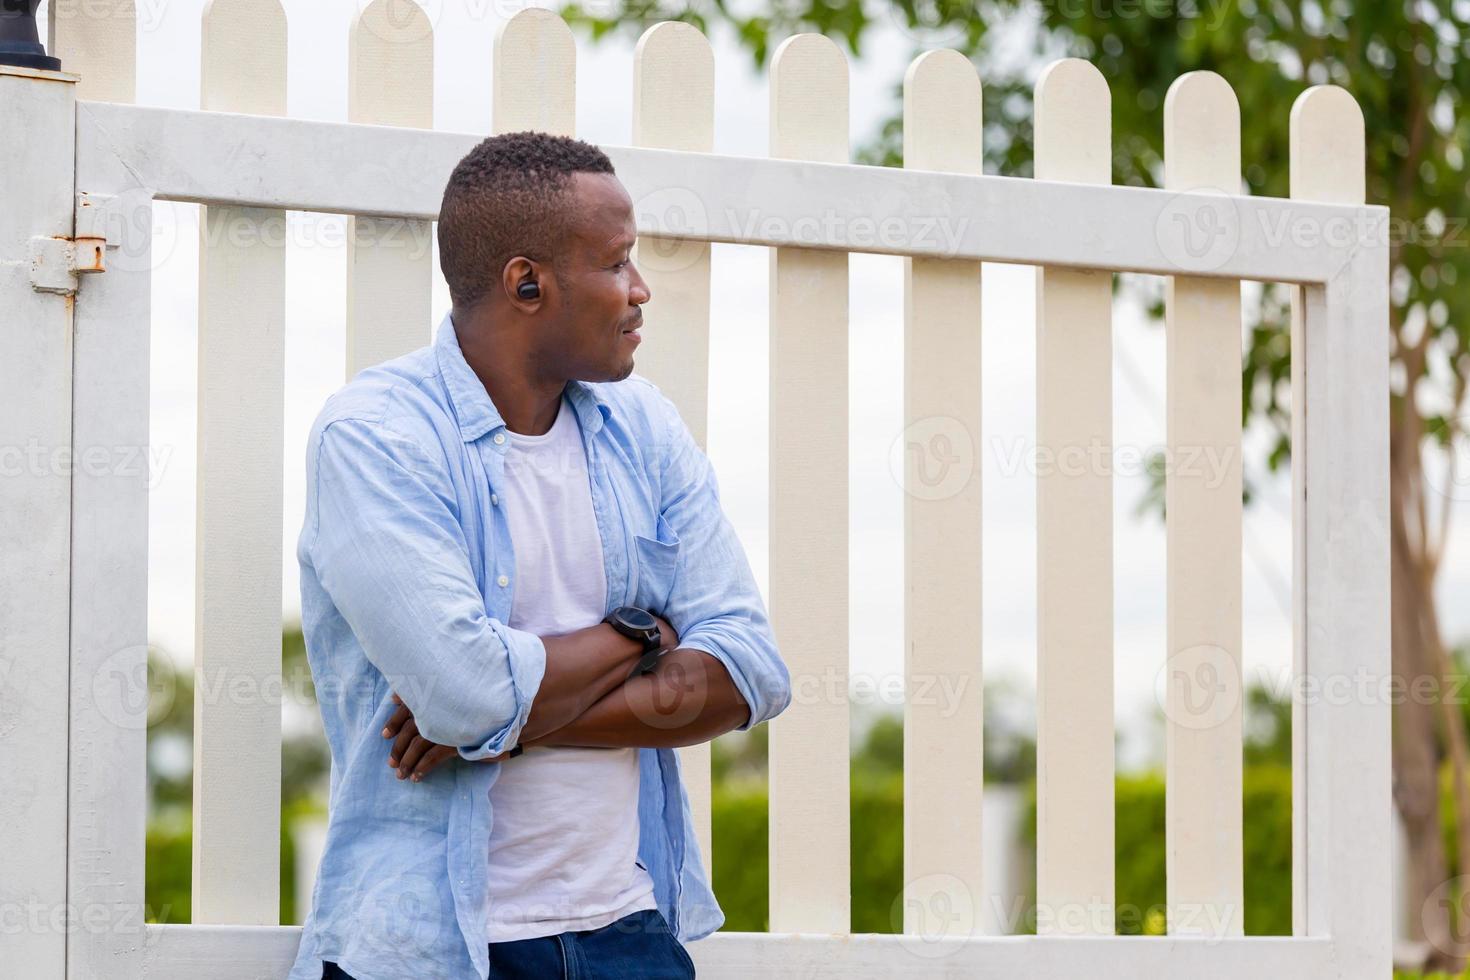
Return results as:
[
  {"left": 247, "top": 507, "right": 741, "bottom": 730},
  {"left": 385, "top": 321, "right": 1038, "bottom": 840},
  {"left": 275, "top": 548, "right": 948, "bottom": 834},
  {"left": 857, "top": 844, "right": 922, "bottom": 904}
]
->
[
  {"left": 382, "top": 614, "right": 752, "bottom": 781},
  {"left": 305, "top": 386, "right": 791, "bottom": 784}
]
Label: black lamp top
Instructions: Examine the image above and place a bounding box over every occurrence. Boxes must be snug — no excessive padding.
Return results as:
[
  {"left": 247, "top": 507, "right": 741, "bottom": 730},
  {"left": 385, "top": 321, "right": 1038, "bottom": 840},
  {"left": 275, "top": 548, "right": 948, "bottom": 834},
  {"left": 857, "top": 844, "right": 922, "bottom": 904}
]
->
[{"left": 0, "top": 0, "right": 61, "bottom": 72}]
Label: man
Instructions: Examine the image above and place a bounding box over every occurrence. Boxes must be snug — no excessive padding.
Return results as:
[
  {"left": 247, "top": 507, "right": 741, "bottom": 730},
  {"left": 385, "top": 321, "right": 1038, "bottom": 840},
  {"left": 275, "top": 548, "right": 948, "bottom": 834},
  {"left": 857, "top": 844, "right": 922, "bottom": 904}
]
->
[{"left": 286, "top": 131, "right": 792, "bottom": 980}]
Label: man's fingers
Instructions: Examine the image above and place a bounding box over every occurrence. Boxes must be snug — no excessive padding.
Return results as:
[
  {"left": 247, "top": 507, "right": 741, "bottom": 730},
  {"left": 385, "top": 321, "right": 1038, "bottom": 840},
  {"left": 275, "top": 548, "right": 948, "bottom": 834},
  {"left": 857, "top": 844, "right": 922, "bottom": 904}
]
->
[
  {"left": 410, "top": 745, "right": 458, "bottom": 781},
  {"left": 382, "top": 699, "right": 412, "bottom": 739},
  {"left": 388, "top": 716, "right": 419, "bottom": 767},
  {"left": 395, "top": 733, "right": 433, "bottom": 779}
]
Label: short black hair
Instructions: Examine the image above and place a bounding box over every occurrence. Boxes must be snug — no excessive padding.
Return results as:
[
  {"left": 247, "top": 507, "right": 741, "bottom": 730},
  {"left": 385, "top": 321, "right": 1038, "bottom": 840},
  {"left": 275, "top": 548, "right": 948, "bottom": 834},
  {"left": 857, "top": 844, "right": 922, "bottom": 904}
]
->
[{"left": 437, "top": 130, "right": 616, "bottom": 311}]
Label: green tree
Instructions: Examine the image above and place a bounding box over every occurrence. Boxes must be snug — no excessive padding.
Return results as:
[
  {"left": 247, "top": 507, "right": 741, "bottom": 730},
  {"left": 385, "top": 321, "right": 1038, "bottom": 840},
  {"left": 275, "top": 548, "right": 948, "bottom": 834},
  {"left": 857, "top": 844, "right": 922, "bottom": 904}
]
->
[{"left": 571, "top": 0, "right": 1470, "bottom": 965}]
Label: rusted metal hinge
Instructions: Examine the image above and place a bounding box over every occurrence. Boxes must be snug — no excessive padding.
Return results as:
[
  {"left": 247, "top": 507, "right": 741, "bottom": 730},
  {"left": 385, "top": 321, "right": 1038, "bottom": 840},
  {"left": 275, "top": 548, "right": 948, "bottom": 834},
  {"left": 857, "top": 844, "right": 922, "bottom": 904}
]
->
[{"left": 30, "top": 192, "right": 112, "bottom": 295}]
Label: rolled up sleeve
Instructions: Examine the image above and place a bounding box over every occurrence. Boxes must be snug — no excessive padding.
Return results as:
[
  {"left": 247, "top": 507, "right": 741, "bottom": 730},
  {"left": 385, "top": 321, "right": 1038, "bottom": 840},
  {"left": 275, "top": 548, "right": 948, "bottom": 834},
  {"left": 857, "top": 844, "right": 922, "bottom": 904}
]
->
[
  {"left": 650, "top": 390, "right": 792, "bottom": 732},
  {"left": 306, "top": 417, "right": 545, "bottom": 757}
]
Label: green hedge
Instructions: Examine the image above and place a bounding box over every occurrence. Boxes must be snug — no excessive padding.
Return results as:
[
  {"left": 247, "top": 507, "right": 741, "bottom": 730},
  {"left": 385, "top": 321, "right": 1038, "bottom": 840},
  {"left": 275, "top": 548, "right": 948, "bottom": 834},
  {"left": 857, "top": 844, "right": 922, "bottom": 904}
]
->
[
  {"left": 144, "top": 797, "right": 315, "bottom": 925},
  {"left": 146, "top": 762, "right": 1421, "bottom": 939},
  {"left": 1043, "top": 765, "right": 1294, "bottom": 936},
  {"left": 711, "top": 765, "right": 1296, "bottom": 935}
]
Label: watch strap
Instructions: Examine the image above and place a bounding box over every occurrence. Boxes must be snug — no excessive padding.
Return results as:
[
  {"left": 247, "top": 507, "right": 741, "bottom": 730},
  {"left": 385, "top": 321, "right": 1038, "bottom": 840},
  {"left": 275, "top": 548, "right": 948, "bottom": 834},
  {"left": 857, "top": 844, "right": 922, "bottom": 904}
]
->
[{"left": 625, "top": 645, "right": 667, "bottom": 682}]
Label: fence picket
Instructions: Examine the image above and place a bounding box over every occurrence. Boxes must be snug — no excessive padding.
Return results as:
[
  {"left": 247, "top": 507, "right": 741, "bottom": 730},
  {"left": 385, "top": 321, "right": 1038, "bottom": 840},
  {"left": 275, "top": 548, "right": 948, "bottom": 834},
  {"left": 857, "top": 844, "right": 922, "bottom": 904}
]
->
[
  {"left": 494, "top": 9, "right": 576, "bottom": 135},
  {"left": 900, "top": 46, "right": 986, "bottom": 940},
  {"left": 1162, "top": 69, "right": 1245, "bottom": 937},
  {"left": 193, "top": 0, "right": 288, "bottom": 926},
  {"left": 346, "top": 0, "right": 434, "bottom": 375},
  {"left": 766, "top": 32, "right": 851, "bottom": 935},
  {"left": 49, "top": 0, "right": 135, "bottom": 101},
  {"left": 631, "top": 20, "right": 718, "bottom": 877},
  {"left": 1033, "top": 56, "right": 1117, "bottom": 936}
]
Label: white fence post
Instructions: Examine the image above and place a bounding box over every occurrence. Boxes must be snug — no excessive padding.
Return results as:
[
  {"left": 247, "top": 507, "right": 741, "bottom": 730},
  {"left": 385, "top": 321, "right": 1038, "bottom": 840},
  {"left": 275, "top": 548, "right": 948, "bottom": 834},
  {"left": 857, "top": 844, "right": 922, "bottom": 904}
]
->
[
  {"left": 0, "top": 62, "right": 79, "bottom": 980},
  {"left": 61, "top": 0, "right": 155, "bottom": 972},
  {"left": 1290, "top": 85, "right": 1392, "bottom": 976}
]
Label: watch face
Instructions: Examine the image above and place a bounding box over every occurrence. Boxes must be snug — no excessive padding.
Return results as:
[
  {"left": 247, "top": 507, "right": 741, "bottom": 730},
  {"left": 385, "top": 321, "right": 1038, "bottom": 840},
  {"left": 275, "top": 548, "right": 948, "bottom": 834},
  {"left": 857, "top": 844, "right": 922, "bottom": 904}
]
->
[{"left": 618, "top": 606, "right": 657, "bottom": 631}]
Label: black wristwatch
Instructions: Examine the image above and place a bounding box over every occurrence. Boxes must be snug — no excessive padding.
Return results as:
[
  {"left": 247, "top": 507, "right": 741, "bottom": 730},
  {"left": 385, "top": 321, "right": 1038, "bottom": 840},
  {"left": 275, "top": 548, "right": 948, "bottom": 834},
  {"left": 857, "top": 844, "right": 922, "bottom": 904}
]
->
[{"left": 602, "top": 605, "right": 665, "bottom": 679}]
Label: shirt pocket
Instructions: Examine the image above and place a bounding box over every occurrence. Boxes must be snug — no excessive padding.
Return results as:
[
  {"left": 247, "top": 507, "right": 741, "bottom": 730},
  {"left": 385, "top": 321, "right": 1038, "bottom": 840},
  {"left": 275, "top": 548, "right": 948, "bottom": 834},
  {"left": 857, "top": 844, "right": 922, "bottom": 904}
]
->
[{"left": 632, "top": 511, "right": 681, "bottom": 614}]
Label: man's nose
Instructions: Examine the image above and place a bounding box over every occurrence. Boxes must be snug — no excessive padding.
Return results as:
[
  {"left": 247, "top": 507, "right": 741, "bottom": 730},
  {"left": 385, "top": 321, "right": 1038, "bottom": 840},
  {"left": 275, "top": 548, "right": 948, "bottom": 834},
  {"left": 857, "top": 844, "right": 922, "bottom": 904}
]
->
[{"left": 629, "top": 262, "right": 652, "bottom": 305}]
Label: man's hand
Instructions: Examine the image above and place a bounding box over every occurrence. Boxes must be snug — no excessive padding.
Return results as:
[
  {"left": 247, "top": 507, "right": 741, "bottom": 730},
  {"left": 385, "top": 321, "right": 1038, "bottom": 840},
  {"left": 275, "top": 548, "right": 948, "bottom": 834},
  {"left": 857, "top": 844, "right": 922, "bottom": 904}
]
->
[
  {"left": 382, "top": 692, "right": 514, "bottom": 781},
  {"left": 380, "top": 613, "right": 676, "bottom": 780}
]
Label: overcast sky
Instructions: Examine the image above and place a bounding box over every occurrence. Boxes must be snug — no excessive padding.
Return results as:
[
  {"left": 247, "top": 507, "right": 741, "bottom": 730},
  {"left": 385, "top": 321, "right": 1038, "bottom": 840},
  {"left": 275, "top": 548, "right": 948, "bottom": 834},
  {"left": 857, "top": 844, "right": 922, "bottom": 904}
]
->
[{"left": 52, "top": 0, "right": 1470, "bottom": 771}]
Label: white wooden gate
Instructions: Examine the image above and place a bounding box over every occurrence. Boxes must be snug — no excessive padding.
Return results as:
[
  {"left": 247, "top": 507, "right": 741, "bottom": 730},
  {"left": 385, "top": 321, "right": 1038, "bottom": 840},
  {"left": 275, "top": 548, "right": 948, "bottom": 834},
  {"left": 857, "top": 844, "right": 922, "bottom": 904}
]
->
[{"left": 1, "top": 4, "right": 1389, "bottom": 978}]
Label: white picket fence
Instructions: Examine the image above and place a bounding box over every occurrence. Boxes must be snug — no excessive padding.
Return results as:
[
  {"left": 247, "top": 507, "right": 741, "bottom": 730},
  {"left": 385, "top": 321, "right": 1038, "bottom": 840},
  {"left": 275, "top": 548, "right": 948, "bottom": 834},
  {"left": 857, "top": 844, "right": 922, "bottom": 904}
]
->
[{"left": 1, "top": 3, "right": 1390, "bottom": 978}]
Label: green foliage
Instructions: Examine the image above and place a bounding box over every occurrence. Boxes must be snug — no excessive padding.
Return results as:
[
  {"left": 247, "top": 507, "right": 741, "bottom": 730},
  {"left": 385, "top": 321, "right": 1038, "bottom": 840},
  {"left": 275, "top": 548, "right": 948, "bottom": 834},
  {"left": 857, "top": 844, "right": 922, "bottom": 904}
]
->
[
  {"left": 710, "top": 780, "right": 771, "bottom": 931},
  {"left": 710, "top": 762, "right": 908, "bottom": 932},
  {"left": 144, "top": 818, "right": 191, "bottom": 926},
  {"left": 715, "top": 760, "right": 1295, "bottom": 935},
  {"left": 710, "top": 720, "right": 769, "bottom": 786},
  {"left": 853, "top": 713, "right": 903, "bottom": 781},
  {"left": 1243, "top": 681, "right": 1292, "bottom": 768},
  {"left": 709, "top": 681, "right": 1299, "bottom": 934},
  {"left": 1241, "top": 764, "right": 1294, "bottom": 934},
  {"left": 1014, "top": 764, "right": 1292, "bottom": 935},
  {"left": 851, "top": 770, "right": 906, "bottom": 933},
  {"left": 143, "top": 795, "right": 320, "bottom": 926},
  {"left": 710, "top": 708, "right": 915, "bottom": 932}
]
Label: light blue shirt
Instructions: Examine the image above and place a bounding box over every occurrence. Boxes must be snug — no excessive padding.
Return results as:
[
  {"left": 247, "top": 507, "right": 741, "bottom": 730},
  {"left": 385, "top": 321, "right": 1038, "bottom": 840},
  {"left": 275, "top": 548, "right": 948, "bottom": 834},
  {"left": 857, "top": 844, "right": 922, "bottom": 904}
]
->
[{"left": 287, "top": 312, "right": 792, "bottom": 980}]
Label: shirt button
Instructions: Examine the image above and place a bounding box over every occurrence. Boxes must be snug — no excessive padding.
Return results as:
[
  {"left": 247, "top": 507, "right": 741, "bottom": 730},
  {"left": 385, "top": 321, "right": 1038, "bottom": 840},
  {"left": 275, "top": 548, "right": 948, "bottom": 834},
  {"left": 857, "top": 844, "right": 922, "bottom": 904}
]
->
[
  {"left": 490, "top": 493, "right": 499, "bottom": 506},
  {"left": 497, "top": 574, "right": 509, "bottom": 587},
  {"left": 493, "top": 432, "right": 506, "bottom": 445}
]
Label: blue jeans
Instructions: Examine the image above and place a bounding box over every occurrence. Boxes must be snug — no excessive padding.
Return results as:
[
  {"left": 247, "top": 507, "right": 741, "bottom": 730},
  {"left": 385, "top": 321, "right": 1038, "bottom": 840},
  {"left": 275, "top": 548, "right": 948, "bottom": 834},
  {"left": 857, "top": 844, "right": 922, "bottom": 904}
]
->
[{"left": 321, "top": 907, "right": 696, "bottom": 979}]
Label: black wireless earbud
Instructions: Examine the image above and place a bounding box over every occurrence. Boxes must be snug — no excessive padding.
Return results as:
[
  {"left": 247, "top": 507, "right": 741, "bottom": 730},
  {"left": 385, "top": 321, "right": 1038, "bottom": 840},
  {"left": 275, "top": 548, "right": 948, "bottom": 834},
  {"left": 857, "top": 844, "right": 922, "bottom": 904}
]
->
[{"left": 517, "top": 280, "right": 540, "bottom": 300}]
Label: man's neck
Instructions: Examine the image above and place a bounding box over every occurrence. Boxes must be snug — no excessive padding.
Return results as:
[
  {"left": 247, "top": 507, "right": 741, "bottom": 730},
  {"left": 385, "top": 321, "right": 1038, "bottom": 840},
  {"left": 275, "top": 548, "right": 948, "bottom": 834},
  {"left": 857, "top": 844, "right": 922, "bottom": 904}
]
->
[{"left": 455, "top": 308, "right": 566, "bottom": 437}]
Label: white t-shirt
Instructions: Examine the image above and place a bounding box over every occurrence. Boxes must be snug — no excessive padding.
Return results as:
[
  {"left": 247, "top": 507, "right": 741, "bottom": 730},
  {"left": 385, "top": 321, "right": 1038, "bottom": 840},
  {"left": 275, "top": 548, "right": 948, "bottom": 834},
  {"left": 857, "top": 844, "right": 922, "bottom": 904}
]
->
[{"left": 485, "top": 392, "right": 658, "bottom": 941}]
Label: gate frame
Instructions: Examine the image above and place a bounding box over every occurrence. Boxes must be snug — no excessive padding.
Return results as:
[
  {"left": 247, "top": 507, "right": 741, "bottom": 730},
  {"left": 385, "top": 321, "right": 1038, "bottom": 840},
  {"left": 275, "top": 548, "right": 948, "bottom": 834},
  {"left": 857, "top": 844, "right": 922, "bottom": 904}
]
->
[{"left": 0, "top": 72, "right": 1389, "bottom": 979}]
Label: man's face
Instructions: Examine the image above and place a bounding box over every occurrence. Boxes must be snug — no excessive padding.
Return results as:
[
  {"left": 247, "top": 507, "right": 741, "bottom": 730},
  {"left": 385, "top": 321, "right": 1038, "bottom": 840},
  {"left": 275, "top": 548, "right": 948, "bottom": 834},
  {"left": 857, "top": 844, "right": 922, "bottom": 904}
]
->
[{"left": 542, "top": 173, "right": 651, "bottom": 383}]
